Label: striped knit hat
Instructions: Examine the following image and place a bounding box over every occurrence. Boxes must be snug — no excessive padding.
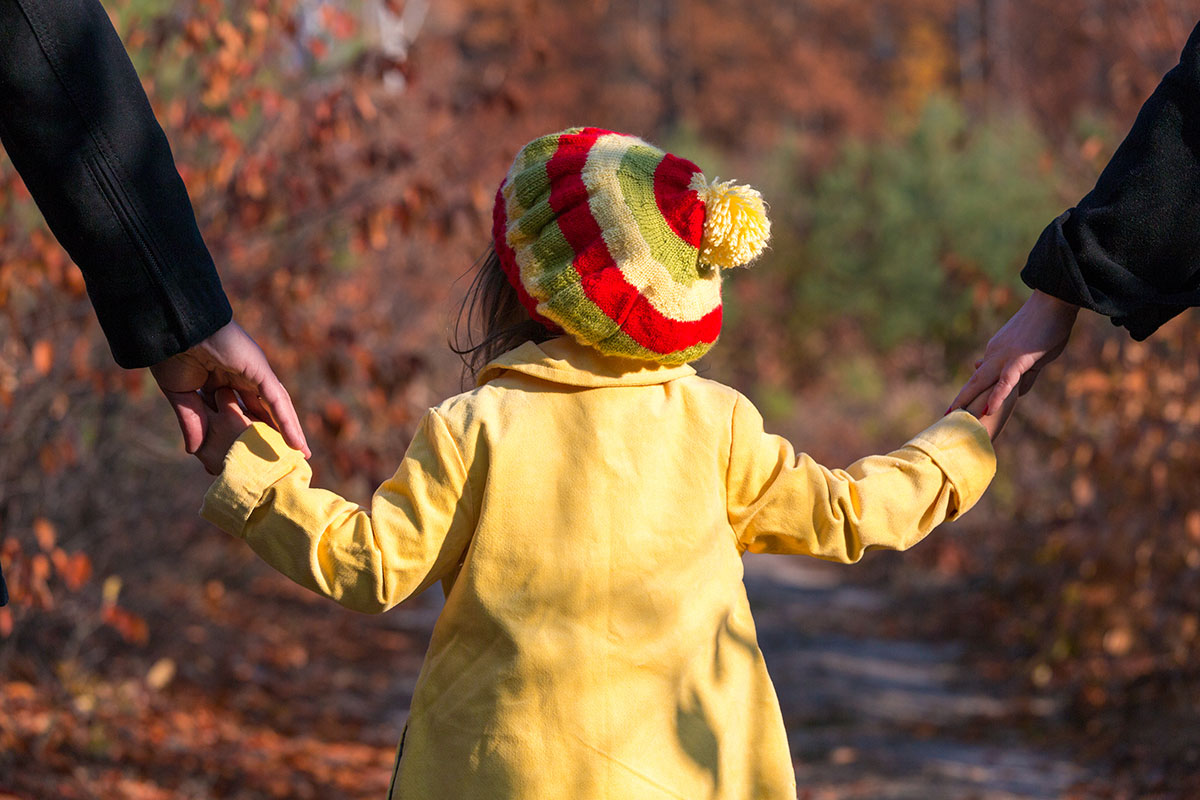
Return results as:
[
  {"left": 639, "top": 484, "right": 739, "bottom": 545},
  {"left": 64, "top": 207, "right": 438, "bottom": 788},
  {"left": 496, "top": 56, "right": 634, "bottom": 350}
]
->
[{"left": 492, "top": 127, "right": 770, "bottom": 365}]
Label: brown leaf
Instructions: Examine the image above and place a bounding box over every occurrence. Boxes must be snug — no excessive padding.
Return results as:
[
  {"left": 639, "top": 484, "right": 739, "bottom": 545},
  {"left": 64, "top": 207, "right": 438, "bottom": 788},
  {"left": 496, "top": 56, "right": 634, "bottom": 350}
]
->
[
  {"left": 49, "top": 547, "right": 68, "bottom": 574},
  {"left": 353, "top": 89, "right": 377, "bottom": 121},
  {"left": 1188, "top": 511, "right": 1200, "bottom": 543},
  {"left": 61, "top": 552, "right": 92, "bottom": 592},
  {"left": 146, "top": 658, "right": 176, "bottom": 690},
  {"left": 1103, "top": 627, "right": 1134, "bottom": 657},
  {"left": 33, "top": 518, "right": 55, "bottom": 552},
  {"left": 102, "top": 605, "right": 148, "bottom": 645},
  {"left": 31, "top": 340, "right": 53, "bottom": 376},
  {"left": 248, "top": 10, "right": 269, "bottom": 34},
  {"left": 30, "top": 553, "right": 50, "bottom": 585},
  {"left": 321, "top": 6, "right": 358, "bottom": 40}
]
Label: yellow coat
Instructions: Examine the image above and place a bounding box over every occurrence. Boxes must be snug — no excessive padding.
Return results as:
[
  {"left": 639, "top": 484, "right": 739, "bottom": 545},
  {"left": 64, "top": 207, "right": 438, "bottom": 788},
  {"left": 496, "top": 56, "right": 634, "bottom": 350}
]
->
[{"left": 201, "top": 336, "right": 996, "bottom": 800}]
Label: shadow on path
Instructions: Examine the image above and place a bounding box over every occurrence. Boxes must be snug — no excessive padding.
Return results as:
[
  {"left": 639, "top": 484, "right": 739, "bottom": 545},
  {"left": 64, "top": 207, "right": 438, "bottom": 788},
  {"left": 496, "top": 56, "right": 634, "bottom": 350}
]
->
[{"left": 744, "top": 555, "right": 1098, "bottom": 800}]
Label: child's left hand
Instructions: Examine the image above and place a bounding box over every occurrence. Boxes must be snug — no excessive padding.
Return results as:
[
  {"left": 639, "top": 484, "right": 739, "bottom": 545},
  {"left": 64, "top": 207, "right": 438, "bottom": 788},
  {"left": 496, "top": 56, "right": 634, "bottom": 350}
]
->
[
  {"left": 195, "top": 388, "right": 253, "bottom": 474},
  {"left": 962, "top": 380, "right": 1018, "bottom": 441}
]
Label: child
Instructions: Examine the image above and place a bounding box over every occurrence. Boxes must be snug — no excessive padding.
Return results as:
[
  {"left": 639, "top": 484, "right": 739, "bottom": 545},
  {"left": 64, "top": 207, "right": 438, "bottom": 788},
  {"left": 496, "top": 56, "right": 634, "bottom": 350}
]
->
[{"left": 197, "top": 127, "right": 1012, "bottom": 799}]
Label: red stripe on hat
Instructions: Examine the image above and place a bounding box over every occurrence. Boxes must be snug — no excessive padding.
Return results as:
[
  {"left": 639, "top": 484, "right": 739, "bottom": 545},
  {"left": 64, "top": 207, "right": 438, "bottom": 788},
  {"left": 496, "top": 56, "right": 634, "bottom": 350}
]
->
[
  {"left": 654, "top": 153, "right": 705, "bottom": 248},
  {"left": 492, "top": 184, "right": 560, "bottom": 331},
  {"left": 547, "top": 131, "right": 721, "bottom": 353},
  {"left": 585, "top": 269, "right": 722, "bottom": 352}
]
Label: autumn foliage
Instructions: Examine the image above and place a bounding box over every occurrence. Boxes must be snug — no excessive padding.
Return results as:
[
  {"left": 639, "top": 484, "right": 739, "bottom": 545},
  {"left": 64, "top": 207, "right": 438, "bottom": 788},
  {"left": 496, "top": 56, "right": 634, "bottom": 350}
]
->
[{"left": 2, "top": 1, "right": 1199, "bottom": 797}]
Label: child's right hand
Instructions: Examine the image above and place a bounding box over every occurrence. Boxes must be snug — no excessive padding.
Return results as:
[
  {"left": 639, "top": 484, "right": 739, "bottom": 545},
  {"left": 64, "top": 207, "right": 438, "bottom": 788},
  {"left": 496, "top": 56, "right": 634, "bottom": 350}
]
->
[
  {"left": 195, "top": 388, "right": 253, "bottom": 474},
  {"left": 962, "top": 381, "right": 1017, "bottom": 441}
]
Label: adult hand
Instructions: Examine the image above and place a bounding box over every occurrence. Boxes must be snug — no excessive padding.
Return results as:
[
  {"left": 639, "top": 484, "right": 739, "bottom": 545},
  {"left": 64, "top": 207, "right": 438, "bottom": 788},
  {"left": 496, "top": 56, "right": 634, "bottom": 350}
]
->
[
  {"left": 961, "top": 375, "right": 1019, "bottom": 441},
  {"left": 194, "top": 388, "right": 254, "bottom": 475},
  {"left": 149, "top": 320, "right": 311, "bottom": 458},
  {"left": 951, "top": 290, "right": 1080, "bottom": 415}
]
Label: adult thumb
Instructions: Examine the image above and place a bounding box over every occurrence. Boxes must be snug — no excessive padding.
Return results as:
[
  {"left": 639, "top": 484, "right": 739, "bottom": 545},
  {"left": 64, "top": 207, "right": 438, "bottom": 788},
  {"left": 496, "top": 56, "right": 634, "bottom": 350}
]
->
[{"left": 164, "top": 390, "right": 209, "bottom": 453}]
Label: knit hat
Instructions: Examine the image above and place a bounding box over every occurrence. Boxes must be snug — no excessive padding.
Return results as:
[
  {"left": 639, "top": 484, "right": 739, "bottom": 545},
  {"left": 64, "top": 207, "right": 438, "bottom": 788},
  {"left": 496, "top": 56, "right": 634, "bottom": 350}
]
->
[{"left": 492, "top": 127, "right": 770, "bottom": 365}]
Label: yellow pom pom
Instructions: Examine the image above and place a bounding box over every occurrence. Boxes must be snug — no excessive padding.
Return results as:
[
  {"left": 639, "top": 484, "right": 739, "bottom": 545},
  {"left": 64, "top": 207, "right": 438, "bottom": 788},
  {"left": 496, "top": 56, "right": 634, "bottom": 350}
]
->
[{"left": 690, "top": 173, "right": 771, "bottom": 269}]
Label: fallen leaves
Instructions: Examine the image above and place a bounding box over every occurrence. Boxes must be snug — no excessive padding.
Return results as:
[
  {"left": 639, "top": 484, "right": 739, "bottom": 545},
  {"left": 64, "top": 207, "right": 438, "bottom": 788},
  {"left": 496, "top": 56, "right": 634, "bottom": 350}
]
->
[
  {"left": 102, "top": 605, "right": 149, "bottom": 646},
  {"left": 145, "top": 658, "right": 176, "bottom": 691},
  {"left": 0, "top": 561, "right": 428, "bottom": 799},
  {"left": 1, "top": 2, "right": 1198, "bottom": 798}
]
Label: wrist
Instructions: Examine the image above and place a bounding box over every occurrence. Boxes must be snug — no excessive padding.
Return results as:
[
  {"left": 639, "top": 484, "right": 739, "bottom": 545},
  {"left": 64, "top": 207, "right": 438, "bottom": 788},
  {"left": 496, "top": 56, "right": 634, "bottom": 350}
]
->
[{"left": 1030, "top": 289, "right": 1080, "bottom": 319}]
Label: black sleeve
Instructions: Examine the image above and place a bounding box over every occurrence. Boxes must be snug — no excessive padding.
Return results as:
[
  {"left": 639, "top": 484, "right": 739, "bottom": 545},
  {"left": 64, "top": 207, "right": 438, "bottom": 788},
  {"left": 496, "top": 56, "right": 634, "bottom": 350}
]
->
[
  {"left": 0, "top": 0, "right": 231, "bottom": 368},
  {"left": 1020, "top": 19, "right": 1200, "bottom": 341}
]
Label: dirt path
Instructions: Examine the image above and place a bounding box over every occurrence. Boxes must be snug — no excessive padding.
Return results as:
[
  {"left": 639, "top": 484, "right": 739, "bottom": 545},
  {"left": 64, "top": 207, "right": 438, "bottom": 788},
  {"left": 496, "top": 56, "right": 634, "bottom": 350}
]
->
[
  {"left": 1, "top": 540, "right": 1108, "bottom": 799},
  {"left": 743, "top": 555, "right": 1097, "bottom": 800}
]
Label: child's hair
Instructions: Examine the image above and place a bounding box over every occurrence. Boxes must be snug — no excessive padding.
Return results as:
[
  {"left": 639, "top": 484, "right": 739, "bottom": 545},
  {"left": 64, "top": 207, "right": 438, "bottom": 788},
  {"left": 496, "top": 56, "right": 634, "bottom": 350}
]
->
[{"left": 451, "top": 244, "right": 553, "bottom": 379}]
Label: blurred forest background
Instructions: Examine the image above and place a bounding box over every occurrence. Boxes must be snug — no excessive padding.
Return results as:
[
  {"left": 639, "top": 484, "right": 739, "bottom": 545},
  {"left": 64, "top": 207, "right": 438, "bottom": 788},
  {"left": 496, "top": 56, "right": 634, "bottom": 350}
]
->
[{"left": 2, "top": 0, "right": 1200, "bottom": 797}]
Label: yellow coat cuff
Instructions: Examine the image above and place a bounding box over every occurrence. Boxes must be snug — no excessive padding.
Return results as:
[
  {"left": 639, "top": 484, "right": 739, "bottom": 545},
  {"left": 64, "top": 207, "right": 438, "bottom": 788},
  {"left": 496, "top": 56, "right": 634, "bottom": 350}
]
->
[
  {"left": 201, "top": 422, "right": 305, "bottom": 537},
  {"left": 905, "top": 409, "right": 996, "bottom": 518}
]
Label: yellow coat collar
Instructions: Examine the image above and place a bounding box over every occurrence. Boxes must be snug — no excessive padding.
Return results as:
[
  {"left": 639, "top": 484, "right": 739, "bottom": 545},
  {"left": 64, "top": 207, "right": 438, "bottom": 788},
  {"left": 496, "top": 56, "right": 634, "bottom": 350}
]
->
[{"left": 477, "top": 337, "right": 697, "bottom": 388}]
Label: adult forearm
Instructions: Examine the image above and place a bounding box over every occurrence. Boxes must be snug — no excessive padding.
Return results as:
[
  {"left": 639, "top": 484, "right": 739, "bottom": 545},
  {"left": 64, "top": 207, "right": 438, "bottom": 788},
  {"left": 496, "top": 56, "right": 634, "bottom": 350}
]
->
[
  {"left": 1021, "top": 19, "right": 1200, "bottom": 341},
  {"left": 0, "top": 0, "right": 230, "bottom": 367}
]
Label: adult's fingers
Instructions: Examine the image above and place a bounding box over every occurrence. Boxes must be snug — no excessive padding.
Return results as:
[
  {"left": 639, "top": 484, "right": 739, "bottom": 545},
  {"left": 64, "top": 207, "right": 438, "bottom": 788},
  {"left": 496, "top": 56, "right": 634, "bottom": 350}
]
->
[
  {"left": 984, "top": 361, "right": 1025, "bottom": 416},
  {"left": 950, "top": 357, "right": 1002, "bottom": 412},
  {"left": 984, "top": 378, "right": 1021, "bottom": 440},
  {"left": 163, "top": 390, "right": 209, "bottom": 453},
  {"left": 255, "top": 371, "right": 310, "bottom": 458},
  {"left": 194, "top": 320, "right": 310, "bottom": 457},
  {"left": 236, "top": 385, "right": 275, "bottom": 426},
  {"left": 963, "top": 381, "right": 991, "bottom": 418}
]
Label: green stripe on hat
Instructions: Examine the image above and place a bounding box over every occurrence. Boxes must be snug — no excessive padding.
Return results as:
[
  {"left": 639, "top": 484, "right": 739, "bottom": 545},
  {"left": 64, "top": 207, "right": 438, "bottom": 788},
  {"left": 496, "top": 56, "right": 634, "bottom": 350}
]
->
[
  {"left": 542, "top": 280, "right": 622, "bottom": 346},
  {"left": 511, "top": 137, "right": 558, "bottom": 211},
  {"left": 524, "top": 217, "right": 655, "bottom": 360},
  {"left": 512, "top": 131, "right": 568, "bottom": 177},
  {"left": 512, "top": 194, "right": 558, "bottom": 245},
  {"left": 523, "top": 215, "right": 579, "bottom": 300},
  {"left": 529, "top": 226, "right": 716, "bottom": 364},
  {"left": 616, "top": 145, "right": 703, "bottom": 288},
  {"left": 494, "top": 127, "right": 734, "bottom": 365},
  {"left": 594, "top": 325, "right": 713, "bottom": 364}
]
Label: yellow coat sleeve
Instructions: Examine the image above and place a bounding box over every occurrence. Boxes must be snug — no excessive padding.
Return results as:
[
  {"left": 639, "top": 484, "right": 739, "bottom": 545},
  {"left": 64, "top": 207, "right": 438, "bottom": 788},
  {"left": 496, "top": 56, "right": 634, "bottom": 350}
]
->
[
  {"left": 726, "top": 397, "right": 996, "bottom": 562},
  {"left": 201, "top": 411, "right": 474, "bottom": 613}
]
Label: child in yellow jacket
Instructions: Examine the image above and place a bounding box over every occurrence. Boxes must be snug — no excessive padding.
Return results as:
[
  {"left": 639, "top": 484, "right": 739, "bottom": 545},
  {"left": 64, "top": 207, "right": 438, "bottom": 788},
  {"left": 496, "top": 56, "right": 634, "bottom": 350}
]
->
[{"left": 196, "top": 128, "right": 1013, "bottom": 800}]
